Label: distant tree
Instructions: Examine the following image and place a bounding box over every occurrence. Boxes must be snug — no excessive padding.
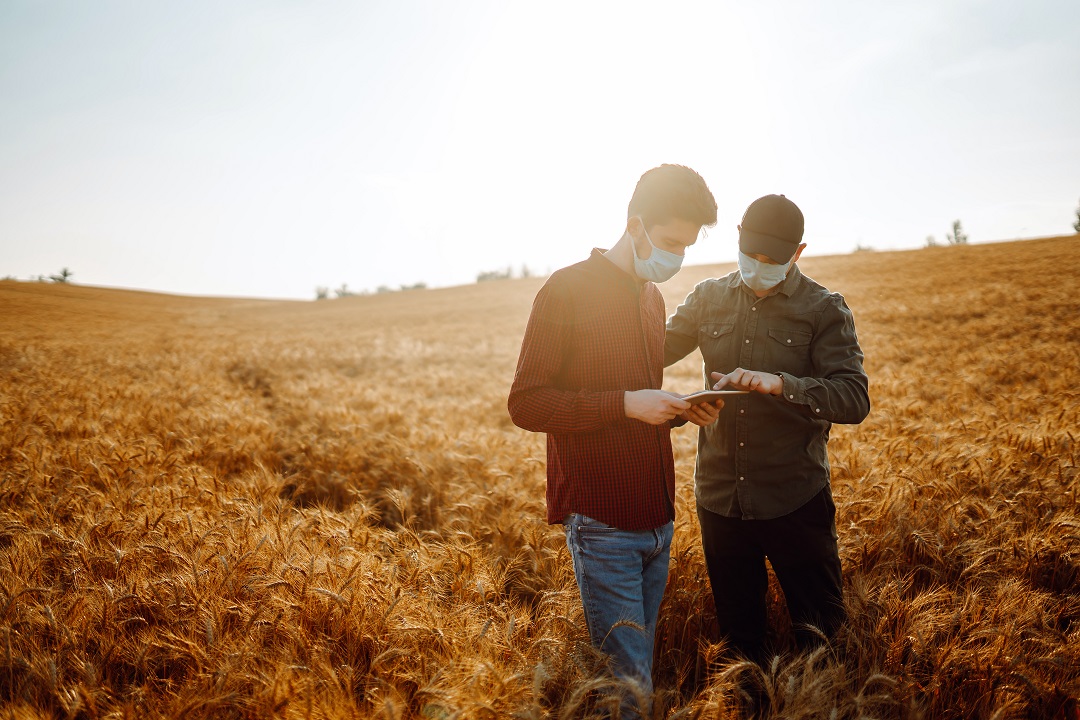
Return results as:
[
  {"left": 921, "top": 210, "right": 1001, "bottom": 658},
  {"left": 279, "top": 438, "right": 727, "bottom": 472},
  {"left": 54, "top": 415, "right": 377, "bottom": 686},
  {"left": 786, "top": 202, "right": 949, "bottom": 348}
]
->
[
  {"left": 946, "top": 220, "right": 968, "bottom": 245},
  {"left": 400, "top": 282, "right": 427, "bottom": 291},
  {"left": 376, "top": 285, "right": 393, "bottom": 294},
  {"left": 334, "top": 283, "right": 355, "bottom": 298},
  {"left": 520, "top": 264, "right": 532, "bottom": 278},
  {"left": 853, "top": 243, "right": 874, "bottom": 252},
  {"left": 477, "top": 267, "right": 513, "bottom": 282},
  {"left": 315, "top": 286, "right": 329, "bottom": 300},
  {"left": 49, "top": 267, "right": 73, "bottom": 283},
  {"left": 925, "top": 235, "right": 939, "bottom": 248},
  {"left": 1073, "top": 199, "right": 1080, "bottom": 233}
]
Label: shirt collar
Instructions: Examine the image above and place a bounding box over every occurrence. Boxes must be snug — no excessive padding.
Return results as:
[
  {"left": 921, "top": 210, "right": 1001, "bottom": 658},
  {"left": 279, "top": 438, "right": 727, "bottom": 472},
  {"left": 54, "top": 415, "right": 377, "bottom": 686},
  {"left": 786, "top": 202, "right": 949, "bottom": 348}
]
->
[
  {"left": 590, "top": 247, "right": 643, "bottom": 293},
  {"left": 776, "top": 264, "right": 803, "bottom": 296}
]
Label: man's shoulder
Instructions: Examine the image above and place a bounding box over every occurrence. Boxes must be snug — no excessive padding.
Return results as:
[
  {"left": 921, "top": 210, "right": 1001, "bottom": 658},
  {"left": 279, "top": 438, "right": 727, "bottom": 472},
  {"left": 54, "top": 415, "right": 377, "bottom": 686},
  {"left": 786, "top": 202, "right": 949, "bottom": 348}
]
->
[
  {"left": 545, "top": 252, "right": 611, "bottom": 287},
  {"left": 530, "top": 256, "right": 609, "bottom": 318},
  {"left": 544, "top": 252, "right": 636, "bottom": 302},
  {"left": 688, "top": 271, "right": 741, "bottom": 300},
  {"left": 795, "top": 272, "right": 832, "bottom": 296},
  {"left": 532, "top": 259, "right": 586, "bottom": 306},
  {"left": 793, "top": 271, "right": 854, "bottom": 313}
]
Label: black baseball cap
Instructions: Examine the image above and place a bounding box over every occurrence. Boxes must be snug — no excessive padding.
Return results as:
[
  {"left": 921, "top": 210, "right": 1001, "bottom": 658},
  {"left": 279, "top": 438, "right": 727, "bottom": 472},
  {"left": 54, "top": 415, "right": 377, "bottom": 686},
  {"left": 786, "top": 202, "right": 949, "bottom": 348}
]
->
[{"left": 738, "top": 194, "right": 804, "bottom": 263}]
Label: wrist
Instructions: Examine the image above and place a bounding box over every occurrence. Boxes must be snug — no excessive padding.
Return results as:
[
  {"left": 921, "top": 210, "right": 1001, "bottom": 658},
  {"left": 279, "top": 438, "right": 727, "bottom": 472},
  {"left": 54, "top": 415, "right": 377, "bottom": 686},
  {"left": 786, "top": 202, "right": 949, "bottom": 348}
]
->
[{"left": 772, "top": 372, "right": 784, "bottom": 395}]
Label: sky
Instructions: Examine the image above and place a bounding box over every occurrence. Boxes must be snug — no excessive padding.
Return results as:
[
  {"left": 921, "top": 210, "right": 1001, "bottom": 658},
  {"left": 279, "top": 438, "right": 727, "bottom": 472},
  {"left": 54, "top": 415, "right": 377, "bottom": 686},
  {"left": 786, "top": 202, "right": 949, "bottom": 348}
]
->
[{"left": 2, "top": 1, "right": 1078, "bottom": 300}]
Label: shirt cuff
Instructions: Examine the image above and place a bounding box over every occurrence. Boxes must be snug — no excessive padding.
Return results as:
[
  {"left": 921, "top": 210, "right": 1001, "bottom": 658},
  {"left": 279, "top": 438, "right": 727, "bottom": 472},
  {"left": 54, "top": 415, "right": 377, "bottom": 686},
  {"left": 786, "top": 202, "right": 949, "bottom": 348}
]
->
[
  {"left": 776, "top": 373, "right": 828, "bottom": 417},
  {"left": 777, "top": 372, "right": 804, "bottom": 403},
  {"left": 601, "top": 391, "right": 627, "bottom": 425}
]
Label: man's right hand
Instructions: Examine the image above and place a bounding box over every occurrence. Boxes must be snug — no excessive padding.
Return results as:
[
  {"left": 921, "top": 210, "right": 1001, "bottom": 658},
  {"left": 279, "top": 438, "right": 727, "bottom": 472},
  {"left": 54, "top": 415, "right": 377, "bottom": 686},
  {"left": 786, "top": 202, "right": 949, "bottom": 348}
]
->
[
  {"left": 624, "top": 390, "right": 691, "bottom": 425},
  {"left": 712, "top": 369, "right": 782, "bottom": 395}
]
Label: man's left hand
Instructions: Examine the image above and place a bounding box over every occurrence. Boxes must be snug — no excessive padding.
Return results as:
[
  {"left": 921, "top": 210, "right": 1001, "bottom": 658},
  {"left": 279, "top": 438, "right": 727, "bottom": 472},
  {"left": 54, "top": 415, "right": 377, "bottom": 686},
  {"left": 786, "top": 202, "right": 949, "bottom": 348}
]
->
[
  {"left": 712, "top": 369, "right": 783, "bottom": 396},
  {"left": 679, "top": 400, "right": 722, "bottom": 426}
]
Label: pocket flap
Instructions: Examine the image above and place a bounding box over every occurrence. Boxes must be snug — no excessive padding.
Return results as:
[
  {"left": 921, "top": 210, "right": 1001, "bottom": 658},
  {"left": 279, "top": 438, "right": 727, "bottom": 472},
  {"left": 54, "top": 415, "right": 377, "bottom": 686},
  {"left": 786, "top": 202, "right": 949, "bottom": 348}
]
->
[
  {"left": 700, "top": 322, "right": 734, "bottom": 340},
  {"left": 768, "top": 328, "right": 812, "bottom": 347}
]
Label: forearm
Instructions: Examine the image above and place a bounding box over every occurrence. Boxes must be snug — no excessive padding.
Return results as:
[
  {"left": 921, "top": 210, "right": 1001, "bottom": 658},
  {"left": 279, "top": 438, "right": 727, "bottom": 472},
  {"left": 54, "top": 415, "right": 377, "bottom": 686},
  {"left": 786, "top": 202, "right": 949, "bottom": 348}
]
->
[
  {"left": 664, "top": 288, "right": 702, "bottom": 367},
  {"left": 507, "top": 386, "right": 627, "bottom": 434},
  {"left": 664, "top": 333, "right": 698, "bottom": 367},
  {"left": 775, "top": 372, "right": 870, "bottom": 424}
]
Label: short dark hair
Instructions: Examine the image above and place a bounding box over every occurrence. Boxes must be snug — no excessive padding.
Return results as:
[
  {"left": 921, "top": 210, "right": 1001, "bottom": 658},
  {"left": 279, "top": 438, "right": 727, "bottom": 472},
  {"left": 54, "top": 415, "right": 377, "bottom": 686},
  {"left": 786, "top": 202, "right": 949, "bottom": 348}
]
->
[{"left": 627, "top": 164, "right": 718, "bottom": 230}]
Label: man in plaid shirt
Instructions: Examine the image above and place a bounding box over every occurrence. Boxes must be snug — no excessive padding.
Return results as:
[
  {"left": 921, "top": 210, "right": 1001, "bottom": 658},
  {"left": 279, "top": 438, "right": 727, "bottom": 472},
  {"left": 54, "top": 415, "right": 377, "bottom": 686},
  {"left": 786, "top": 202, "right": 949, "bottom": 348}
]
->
[{"left": 508, "top": 164, "right": 720, "bottom": 716}]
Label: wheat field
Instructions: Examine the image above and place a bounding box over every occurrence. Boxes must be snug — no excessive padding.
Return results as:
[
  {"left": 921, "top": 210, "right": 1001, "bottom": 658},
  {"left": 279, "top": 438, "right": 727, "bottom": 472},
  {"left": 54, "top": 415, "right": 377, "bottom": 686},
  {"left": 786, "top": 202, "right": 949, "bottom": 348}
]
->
[{"left": 1, "top": 235, "right": 1078, "bottom": 719}]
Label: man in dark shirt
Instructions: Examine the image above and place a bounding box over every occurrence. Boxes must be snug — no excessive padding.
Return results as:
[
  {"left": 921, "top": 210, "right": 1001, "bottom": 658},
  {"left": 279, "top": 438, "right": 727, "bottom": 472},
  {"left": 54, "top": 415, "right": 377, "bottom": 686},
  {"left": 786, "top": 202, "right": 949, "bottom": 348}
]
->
[
  {"left": 664, "top": 194, "right": 870, "bottom": 663},
  {"left": 508, "top": 164, "right": 719, "bottom": 716}
]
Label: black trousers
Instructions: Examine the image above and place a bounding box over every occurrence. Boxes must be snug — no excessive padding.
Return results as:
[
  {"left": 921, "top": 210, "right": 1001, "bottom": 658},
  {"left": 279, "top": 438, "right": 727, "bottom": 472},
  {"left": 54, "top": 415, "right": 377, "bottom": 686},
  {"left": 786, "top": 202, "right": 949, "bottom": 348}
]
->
[{"left": 696, "top": 487, "right": 845, "bottom": 663}]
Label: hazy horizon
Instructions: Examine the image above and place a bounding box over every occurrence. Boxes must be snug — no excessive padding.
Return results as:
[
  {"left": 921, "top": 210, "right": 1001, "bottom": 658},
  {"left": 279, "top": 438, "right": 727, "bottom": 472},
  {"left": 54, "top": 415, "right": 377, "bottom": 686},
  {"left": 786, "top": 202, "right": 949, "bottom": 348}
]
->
[{"left": 2, "top": 1, "right": 1078, "bottom": 300}]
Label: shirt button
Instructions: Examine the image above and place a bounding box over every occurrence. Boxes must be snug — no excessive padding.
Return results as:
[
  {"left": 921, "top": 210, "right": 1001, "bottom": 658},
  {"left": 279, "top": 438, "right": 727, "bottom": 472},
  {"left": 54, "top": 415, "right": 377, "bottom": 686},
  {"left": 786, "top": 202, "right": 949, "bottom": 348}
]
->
[
  {"left": 744, "top": 339, "right": 750, "bottom": 344},
  {"left": 739, "top": 476, "right": 744, "bottom": 481},
  {"left": 815, "top": 408, "right": 821, "bottom": 413},
  {"left": 751, "top": 307, "right": 757, "bottom": 311},
  {"left": 712, "top": 330, "right": 718, "bottom": 336},
  {"left": 789, "top": 394, "right": 794, "bottom": 399},
  {"left": 786, "top": 338, "right": 792, "bottom": 344},
  {"left": 739, "top": 442, "right": 744, "bottom": 447},
  {"left": 739, "top": 409, "right": 745, "bottom": 414}
]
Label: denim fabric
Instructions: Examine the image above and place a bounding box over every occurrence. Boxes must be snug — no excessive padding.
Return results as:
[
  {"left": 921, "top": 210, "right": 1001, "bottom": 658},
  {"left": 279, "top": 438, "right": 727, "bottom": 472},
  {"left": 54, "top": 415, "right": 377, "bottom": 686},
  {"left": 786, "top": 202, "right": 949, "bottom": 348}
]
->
[{"left": 564, "top": 514, "right": 674, "bottom": 715}]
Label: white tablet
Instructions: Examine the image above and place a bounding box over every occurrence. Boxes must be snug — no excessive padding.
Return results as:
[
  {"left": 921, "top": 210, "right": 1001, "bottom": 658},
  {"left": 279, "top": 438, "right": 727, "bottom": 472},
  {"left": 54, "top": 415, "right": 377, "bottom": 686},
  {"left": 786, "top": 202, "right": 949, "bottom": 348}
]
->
[{"left": 681, "top": 389, "right": 750, "bottom": 405}]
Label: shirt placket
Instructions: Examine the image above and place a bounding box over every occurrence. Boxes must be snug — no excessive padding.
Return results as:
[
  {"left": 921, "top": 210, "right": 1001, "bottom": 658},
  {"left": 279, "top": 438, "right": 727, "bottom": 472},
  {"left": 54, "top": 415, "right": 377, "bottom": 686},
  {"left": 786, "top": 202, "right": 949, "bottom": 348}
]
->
[{"left": 735, "top": 295, "right": 764, "bottom": 518}]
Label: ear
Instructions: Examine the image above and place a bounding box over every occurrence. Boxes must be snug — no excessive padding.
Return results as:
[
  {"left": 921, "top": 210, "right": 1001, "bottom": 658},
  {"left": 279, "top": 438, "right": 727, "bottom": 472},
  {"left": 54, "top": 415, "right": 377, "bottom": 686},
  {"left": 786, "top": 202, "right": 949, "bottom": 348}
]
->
[
  {"left": 626, "top": 216, "right": 643, "bottom": 238},
  {"left": 791, "top": 243, "right": 807, "bottom": 263}
]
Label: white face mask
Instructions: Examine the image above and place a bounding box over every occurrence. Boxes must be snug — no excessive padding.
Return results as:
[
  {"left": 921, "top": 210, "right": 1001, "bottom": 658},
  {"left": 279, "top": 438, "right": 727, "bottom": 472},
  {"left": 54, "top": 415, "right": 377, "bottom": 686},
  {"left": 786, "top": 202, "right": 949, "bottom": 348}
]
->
[
  {"left": 631, "top": 219, "right": 684, "bottom": 282},
  {"left": 738, "top": 251, "right": 791, "bottom": 291}
]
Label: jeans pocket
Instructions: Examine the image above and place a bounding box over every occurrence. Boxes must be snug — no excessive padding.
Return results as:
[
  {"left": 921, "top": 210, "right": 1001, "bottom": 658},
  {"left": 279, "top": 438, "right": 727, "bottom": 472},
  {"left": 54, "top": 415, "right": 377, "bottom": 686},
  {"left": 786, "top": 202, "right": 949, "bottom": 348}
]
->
[{"left": 572, "top": 514, "right": 618, "bottom": 533}]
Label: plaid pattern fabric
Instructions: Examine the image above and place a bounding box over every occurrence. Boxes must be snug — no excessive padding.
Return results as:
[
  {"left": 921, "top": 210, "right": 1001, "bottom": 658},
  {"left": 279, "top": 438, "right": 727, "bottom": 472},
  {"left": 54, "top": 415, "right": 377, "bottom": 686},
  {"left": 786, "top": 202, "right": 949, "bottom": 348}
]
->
[{"left": 508, "top": 249, "right": 676, "bottom": 531}]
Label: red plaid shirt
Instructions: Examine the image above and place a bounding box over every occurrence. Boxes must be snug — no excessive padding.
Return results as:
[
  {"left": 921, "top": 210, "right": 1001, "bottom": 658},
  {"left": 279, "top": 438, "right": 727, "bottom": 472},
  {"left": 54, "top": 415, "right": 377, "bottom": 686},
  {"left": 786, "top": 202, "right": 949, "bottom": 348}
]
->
[{"left": 508, "top": 249, "right": 676, "bottom": 531}]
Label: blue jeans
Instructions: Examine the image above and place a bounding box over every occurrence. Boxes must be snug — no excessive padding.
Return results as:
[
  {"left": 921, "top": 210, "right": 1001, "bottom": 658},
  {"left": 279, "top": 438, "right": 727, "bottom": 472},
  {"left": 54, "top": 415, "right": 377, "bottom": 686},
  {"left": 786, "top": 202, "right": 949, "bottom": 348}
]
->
[{"left": 563, "top": 514, "right": 674, "bottom": 713}]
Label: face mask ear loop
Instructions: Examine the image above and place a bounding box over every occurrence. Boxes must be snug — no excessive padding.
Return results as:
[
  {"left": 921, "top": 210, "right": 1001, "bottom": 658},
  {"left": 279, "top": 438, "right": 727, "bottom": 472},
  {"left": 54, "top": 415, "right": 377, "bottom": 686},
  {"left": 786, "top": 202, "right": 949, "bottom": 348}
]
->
[
  {"left": 632, "top": 219, "right": 685, "bottom": 283},
  {"left": 630, "top": 216, "right": 651, "bottom": 262}
]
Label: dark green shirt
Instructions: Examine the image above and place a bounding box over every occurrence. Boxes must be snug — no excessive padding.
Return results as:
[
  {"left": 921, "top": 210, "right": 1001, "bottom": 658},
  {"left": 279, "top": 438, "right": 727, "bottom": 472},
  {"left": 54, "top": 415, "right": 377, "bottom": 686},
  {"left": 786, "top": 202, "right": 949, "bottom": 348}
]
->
[{"left": 664, "top": 265, "right": 870, "bottom": 520}]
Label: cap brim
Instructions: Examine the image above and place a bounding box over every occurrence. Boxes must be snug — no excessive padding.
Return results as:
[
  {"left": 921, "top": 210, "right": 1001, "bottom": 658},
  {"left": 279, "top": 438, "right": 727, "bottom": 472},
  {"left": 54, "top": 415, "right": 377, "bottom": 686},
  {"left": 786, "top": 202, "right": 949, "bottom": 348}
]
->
[{"left": 740, "top": 229, "right": 798, "bottom": 263}]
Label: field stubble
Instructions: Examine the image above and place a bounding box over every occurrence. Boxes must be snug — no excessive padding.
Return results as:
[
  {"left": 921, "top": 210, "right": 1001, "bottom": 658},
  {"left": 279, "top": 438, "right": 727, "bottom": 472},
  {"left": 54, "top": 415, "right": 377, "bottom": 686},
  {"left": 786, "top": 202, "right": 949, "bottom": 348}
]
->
[{"left": 0, "top": 236, "right": 1078, "bottom": 719}]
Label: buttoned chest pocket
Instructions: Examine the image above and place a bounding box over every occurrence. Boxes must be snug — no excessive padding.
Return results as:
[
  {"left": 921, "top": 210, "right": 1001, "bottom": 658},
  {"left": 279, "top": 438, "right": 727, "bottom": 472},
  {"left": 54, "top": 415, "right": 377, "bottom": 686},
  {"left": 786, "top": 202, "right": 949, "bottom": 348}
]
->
[
  {"left": 698, "top": 322, "right": 738, "bottom": 373},
  {"left": 766, "top": 327, "right": 812, "bottom": 374}
]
